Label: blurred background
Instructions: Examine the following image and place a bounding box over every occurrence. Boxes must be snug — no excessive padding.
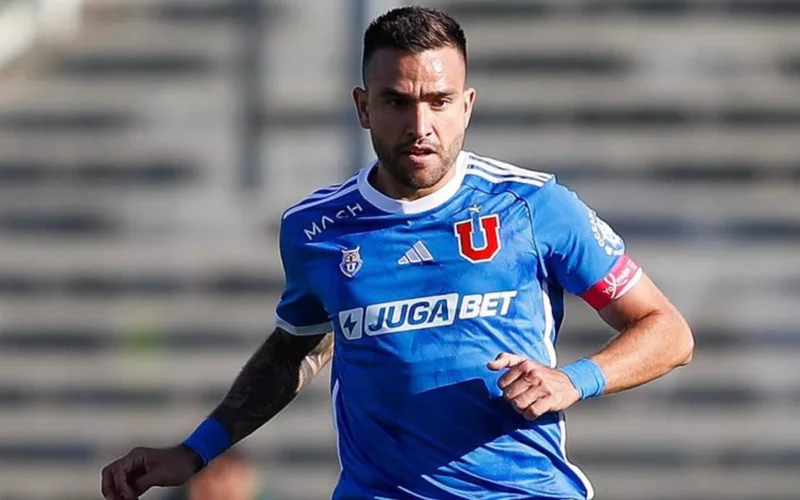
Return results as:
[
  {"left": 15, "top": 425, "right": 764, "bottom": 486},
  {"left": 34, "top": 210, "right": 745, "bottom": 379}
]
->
[{"left": 0, "top": 0, "right": 798, "bottom": 499}]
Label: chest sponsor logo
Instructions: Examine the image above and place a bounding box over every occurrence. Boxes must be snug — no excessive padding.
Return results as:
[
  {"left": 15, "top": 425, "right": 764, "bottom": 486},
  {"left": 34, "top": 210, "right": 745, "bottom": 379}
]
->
[
  {"left": 338, "top": 290, "right": 518, "bottom": 340},
  {"left": 304, "top": 203, "right": 364, "bottom": 241}
]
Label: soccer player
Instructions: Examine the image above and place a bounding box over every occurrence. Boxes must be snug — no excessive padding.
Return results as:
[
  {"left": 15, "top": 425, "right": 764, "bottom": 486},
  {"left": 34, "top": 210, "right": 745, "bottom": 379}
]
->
[{"left": 101, "top": 6, "right": 694, "bottom": 500}]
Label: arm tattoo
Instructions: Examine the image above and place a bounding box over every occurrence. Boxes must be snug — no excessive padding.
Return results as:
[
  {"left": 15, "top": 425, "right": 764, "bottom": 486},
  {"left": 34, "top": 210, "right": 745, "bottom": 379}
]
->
[
  {"left": 297, "top": 333, "right": 334, "bottom": 392},
  {"left": 210, "top": 327, "right": 333, "bottom": 443}
]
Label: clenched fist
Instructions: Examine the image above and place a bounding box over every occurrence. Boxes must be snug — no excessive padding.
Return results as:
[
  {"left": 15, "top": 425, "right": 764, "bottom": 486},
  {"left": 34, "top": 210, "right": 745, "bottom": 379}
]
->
[
  {"left": 101, "top": 445, "right": 202, "bottom": 500},
  {"left": 487, "top": 353, "right": 581, "bottom": 420}
]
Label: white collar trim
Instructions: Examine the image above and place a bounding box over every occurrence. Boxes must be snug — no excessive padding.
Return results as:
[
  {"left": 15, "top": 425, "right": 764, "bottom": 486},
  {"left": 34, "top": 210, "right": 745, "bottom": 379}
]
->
[{"left": 358, "top": 151, "right": 468, "bottom": 214}]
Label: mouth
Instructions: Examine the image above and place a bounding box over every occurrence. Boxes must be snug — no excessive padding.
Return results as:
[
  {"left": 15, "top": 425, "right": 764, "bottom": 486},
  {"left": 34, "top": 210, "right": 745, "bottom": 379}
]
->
[{"left": 402, "top": 147, "right": 437, "bottom": 159}]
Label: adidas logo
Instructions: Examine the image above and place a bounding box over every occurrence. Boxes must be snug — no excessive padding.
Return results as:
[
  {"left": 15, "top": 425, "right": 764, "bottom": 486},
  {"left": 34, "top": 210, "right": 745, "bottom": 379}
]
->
[{"left": 398, "top": 241, "right": 434, "bottom": 265}]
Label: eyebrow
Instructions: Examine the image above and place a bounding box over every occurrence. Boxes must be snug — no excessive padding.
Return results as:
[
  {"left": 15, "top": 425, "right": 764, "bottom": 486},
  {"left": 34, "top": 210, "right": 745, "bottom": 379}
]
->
[{"left": 378, "top": 89, "right": 458, "bottom": 100}]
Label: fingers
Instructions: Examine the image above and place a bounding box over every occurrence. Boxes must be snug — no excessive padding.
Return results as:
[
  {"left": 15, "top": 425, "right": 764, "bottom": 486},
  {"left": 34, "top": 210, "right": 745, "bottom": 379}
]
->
[
  {"left": 101, "top": 464, "right": 117, "bottom": 500},
  {"left": 510, "top": 385, "right": 544, "bottom": 410},
  {"left": 502, "top": 376, "right": 540, "bottom": 401},
  {"left": 497, "top": 359, "right": 542, "bottom": 390},
  {"left": 488, "top": 355, "right": 565, "bottom": 421},
  {"left": 101, "top": 452, "right": 141, "bottom": 500},
  {"left": 490, "top": 356, "right": 560, "bottom": 421},
  {"left": 523, "top": 397, "right": 554, "bottom": 421},
  {"left": 112, "top": 464, "right": 137, "bottom": 500},
  {"left": 487, "top": 352, "right": 526, "bottom": 371},
  {"left": 133, "top": 471, "right": 159, "bottom": 497}
]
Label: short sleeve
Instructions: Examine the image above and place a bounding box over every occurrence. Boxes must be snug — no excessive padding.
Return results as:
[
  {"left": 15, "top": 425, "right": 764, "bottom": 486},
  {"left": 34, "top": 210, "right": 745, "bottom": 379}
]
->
[
  {"left": 532, "top": 180, "right": 643, "bottom": 310},
  {"left": 274, "top": 221, "right": 332, "bottom": 336}
]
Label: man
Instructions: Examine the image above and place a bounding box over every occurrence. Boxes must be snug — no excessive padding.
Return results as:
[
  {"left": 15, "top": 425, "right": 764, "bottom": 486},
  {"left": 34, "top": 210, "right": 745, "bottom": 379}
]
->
[{"left": 101, "top": 6, "right": 693, "bottom": 500}]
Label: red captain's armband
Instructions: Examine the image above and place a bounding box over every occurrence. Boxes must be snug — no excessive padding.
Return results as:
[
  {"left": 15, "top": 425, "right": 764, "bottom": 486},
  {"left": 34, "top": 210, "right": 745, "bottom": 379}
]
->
[{"left": 580, "top": 255, "right": 643, "bottom": 311}]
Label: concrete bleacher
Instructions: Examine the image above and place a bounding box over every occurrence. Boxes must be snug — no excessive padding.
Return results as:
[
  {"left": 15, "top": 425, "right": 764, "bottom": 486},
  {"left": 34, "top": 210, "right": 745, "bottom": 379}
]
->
[{"left": 0, "top": 0, "right": 797, "bottom": 499}]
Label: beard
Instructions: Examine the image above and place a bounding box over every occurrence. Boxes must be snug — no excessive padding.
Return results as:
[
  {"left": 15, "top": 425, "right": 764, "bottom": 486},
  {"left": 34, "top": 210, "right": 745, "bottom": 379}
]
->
[{"left": 370, "top": 132, "right": 464, "bottom": 190}]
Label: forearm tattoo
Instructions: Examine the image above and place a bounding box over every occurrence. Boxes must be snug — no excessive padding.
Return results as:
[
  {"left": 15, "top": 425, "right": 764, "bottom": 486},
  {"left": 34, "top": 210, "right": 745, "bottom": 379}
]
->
[
  {"left": 210, "top": 328, "right": 334, "bottom": 443},
  {"left": 297, "top": 333, "right": 334, "bottom": 392}
]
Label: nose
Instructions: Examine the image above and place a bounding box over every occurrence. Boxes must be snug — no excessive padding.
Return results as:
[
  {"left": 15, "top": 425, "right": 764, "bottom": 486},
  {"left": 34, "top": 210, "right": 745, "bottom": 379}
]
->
[{"left": 407, "top": 103, "right": 433, "bottom": 139}]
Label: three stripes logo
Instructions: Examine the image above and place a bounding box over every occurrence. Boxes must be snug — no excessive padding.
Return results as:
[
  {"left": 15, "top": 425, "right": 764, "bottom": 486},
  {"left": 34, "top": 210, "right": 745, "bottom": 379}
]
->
[{"left": 398, "top": 241, "right": 434, "bottom": 265}]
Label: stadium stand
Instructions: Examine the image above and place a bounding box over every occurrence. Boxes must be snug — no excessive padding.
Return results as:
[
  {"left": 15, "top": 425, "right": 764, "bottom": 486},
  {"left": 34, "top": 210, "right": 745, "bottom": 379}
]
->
[{"left": 0, "top": 0, "right": 797, "bottom": 498}]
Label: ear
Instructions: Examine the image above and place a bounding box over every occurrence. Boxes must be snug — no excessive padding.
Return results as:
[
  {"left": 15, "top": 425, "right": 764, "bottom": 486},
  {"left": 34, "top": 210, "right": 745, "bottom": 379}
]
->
[
  {"left": 463, "top": 87, "right": 477, "bottom": 129},
  {"left": 352, "top": 87, "right": 370, "bottom": 129}
]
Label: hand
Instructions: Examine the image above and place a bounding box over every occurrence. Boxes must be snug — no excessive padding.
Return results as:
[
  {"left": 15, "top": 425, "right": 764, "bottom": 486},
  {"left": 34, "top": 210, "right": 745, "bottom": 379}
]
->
[
  {"left": 487, "top": 353, "right": 581, "bottom": 420},
  {"left": 101, "top": 445, "right": 201, "bottom": 500}
]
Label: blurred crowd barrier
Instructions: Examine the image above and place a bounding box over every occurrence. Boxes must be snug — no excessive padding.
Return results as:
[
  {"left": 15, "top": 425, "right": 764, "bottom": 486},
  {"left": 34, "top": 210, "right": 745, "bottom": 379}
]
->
[
  {"left": 0, "top": 0, "right": 84, "bottom": 67},
  {"left": 0, "top": 0, "right": 798, "bottom": 499}
]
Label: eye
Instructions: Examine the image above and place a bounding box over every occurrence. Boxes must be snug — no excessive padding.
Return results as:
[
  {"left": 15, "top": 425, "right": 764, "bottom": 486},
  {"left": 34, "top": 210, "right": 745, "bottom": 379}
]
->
[
  {"left": 431, "top": 98, "right": 450, "bottom": 109},
  {"left": 386, "top": 97, "right": 407, "bottom": 108}
]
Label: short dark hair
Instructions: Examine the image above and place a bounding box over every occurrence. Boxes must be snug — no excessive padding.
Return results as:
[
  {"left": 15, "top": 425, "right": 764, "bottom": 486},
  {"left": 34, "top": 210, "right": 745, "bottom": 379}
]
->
[{"left": 362, "top": 6, "right": 467, "bottom": 83}]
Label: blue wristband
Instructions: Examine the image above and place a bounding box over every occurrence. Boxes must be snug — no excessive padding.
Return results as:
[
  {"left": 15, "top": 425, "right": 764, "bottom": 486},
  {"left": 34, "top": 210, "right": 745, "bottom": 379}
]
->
[
  {"left": 559, "top": 358, "right": 607, "bottom": 400},
  {"left": 182, "top": 417, "right": 232, "bottom": 466}
]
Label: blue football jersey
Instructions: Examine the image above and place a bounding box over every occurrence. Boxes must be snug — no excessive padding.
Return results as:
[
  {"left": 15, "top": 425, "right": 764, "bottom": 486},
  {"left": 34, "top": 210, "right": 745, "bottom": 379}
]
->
[{"left": 274, "top": 151, "right": 643, "bottom": 500}]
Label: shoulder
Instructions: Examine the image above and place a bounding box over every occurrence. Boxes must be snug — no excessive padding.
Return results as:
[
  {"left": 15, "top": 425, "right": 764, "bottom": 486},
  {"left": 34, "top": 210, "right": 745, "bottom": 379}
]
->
[
  {"left": 277, "top": 172, "right": 362, "bottom": 251},
  {"left": 278, "top": 172, "right": 364, "bottom": 242},
  {"left": 460, "top": 152, "right": 592, "bottom": 229},
  {"left": 462, "top": 152, "right": 557, "bottom": 201},
  {"left": 281, "top": 173, "right": 361, "bottom": 223}
]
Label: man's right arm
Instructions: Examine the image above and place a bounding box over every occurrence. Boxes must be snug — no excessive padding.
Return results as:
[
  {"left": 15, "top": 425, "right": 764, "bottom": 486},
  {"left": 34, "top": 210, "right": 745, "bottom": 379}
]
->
[
  {"left": 102, "top": 213, "right": 336, "bottom": 499},
  {"left": 101, "top": 327, "right": 333, "bottom": 500},
  {"left": 209, "top": 326, "right": 334, "bottom": 445}
]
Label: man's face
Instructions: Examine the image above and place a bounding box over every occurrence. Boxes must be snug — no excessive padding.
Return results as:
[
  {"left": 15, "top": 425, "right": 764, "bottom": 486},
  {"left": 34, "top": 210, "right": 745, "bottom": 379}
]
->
[{"left": 353, "top": 46, "right": 476, "bottom": 190}]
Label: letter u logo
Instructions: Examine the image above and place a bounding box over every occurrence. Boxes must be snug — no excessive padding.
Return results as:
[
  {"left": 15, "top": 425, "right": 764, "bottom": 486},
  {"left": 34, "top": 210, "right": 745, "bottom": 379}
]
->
[{"left": 454, "top": 214, "right": 502, "bottom": 263}]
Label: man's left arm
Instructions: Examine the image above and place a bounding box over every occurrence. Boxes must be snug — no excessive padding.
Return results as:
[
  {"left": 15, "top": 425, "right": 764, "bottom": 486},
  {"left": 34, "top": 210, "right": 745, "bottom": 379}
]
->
[
  {"left": 489, "top": 179, "right": 694, "bottom": 419},
  {"left": 590, "top": 272, "right": 693, "bottom": 395},
  {"left": 490, "top": 272, "right": 693, "bottom": 419}
]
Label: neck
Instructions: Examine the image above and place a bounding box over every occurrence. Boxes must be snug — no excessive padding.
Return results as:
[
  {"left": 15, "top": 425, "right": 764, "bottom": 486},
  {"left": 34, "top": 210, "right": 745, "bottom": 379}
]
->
[{"left": 372, "top": 163, "right": 456, "bottom": 201}]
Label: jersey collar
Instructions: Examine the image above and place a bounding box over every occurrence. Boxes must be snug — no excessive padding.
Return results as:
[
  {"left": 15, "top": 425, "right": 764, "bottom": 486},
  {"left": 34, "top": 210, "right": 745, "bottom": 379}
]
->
[{"left": 357, "top": 150, "right": 468, "bottom": 215}]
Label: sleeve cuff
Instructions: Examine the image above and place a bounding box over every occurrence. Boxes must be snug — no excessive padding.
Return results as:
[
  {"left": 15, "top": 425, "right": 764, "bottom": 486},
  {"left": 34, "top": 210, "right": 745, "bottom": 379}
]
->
[{"left": 275, "top": 312, "right": 332, "bottom": 336}]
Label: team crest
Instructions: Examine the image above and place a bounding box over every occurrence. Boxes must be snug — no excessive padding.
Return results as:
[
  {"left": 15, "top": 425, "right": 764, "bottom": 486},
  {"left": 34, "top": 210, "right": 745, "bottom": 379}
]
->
[
  {"left": 454, "top": 206, "right": 502, "bottom": 263},
  {"left": 339, "top": 246, "right": 363, "bottom": 278}
]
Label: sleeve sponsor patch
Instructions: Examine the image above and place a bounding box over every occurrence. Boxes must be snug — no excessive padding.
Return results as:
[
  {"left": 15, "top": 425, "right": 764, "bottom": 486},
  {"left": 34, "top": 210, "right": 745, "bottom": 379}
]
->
[{"left": 587, "top": 208, "right": 625, "bottom": 257}]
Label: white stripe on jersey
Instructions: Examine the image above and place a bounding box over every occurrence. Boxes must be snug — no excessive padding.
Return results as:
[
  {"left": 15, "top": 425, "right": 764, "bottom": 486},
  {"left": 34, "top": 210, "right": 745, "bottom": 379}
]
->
[
  {"left": 542, "top": 282, "right": 595, "bottom": 499},
  {"left": 282, "top": 177, "right": 359, "bottom": 219},
  {"left": 305, "top": 177, "right": 358, "bottom": 201},
  {"left": 274, "top": 312, "right": 332, "bottom": 336},
  {"left": 541, "top": 282, "right": 557, "bottom": 368},
  {"left": 469, "top": 154, "right": 553, "bottom": 183},
  {"left": 466, "top": 167, "right": 548, "bottom": 187},
  {"left": 559, "top": 415, "right": 596, "bottom": 499},
  {"left": 331, "top": 380, "right": 343, "bottom": 471}
]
